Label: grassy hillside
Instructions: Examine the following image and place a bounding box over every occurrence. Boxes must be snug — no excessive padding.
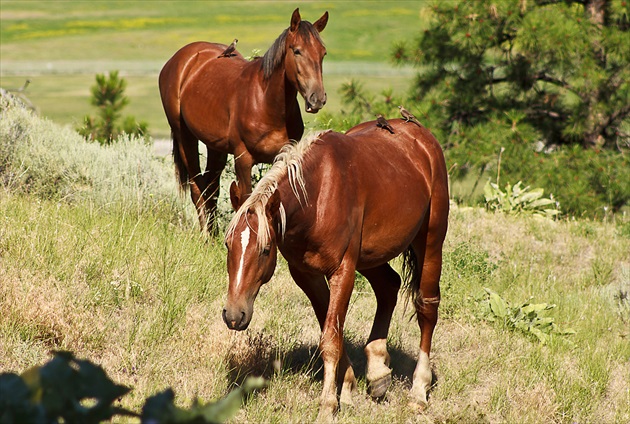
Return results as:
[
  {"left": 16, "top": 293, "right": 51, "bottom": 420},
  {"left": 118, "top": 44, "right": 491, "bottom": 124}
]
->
[
  {"left": 0, "top": 1, "right": 425, "bottom": 138},
  {"left": 1, "top": 96, "right": 629, "bottom": 422}
]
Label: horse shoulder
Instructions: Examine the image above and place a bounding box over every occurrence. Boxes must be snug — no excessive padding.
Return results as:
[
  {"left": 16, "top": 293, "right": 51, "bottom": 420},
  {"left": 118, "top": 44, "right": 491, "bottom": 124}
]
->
[{"left": 279, "top": 148, "right": 362, "bottom": 273}]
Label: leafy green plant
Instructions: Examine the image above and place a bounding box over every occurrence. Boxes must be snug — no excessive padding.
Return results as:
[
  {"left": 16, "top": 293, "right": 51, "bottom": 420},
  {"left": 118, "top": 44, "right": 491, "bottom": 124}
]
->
[
  {"left": 475, "top": 288, "right": 575, "bottom": 344},
  {"left": 0, "top": 351, "right": 132, "bottom": 423},
  {"left": 0, "top": 351, "right": 265, "bottom": 424},
  {"left": 77, "top": 71, "right": 148, "bottom": 145},
  {"left": 143, "top": 377, "right": 266, "bottom": 424},
  {"left": 484, "top": 180, "right": 560, "bottom": 218}
]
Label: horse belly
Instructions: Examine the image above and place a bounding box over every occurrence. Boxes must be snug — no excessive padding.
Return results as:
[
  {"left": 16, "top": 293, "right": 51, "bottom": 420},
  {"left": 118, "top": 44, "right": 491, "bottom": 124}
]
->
[
  {"left": 357, "top": 172, "right": 431, "bottom": 268},
  {"left": 357, "top": 219, "right": 424, "bottom": 269}
]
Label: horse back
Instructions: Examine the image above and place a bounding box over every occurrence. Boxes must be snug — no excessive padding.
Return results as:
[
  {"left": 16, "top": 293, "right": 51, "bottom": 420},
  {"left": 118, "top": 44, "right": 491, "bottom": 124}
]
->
[
  {"left": 158, "top": 42, "right": 248, "bottom": 128},
  {"left": 342, "top": 119, "right": 448, "bottom": 199}
]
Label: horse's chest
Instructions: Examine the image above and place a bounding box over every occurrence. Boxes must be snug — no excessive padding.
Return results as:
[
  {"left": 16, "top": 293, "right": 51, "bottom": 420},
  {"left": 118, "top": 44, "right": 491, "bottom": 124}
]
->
[{"left": 240, "top": 127, "right": 291, "bottom": 162}]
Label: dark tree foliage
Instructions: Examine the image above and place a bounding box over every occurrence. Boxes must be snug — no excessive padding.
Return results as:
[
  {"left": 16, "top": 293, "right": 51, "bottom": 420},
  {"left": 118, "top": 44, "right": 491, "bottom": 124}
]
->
[
  {"left": 394, "top": 0, "right": 629, "bottom": 150},
  {"left": 378, "top": 0, "right": 629, "bottom": 216}
]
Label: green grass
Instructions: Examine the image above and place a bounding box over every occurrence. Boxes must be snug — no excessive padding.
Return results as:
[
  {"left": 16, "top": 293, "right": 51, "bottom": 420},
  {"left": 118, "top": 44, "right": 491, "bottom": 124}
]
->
[
  {"left": 0, "top": 1, "right": 426, "bottom": 62},
  {"left": 2, "top": 2, "right": 629, "bottom": 421},
  {"left": 1, "top": 1, "right": 427, "bottom": 138},
  {"left": 2, "top": 98, "right": 629, "bottom": 423},
  {"left": 4, "top": 191, "right": 628, "bottom": 422}
]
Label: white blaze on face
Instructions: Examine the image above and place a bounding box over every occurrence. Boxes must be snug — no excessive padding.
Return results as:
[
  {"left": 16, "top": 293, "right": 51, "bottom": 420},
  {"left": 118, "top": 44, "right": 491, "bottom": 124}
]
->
[{"left": 235, "top": 226, "right": 251, "bottom": 288}]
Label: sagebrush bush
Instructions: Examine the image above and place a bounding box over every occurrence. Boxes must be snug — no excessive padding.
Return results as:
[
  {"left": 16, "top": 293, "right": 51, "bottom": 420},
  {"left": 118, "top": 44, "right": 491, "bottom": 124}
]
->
[{"left": 0, "top": 98, "right": 186, "bottom": 218}]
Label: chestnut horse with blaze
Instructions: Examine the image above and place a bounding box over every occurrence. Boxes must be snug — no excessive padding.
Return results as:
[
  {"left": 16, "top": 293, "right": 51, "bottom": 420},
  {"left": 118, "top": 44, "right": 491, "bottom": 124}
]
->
[
  {"left": 224, "top": 119, "right": 449, "bottom": 421},
  {"left": 159, "top": 8, "right": 328, "bottom": 232}
]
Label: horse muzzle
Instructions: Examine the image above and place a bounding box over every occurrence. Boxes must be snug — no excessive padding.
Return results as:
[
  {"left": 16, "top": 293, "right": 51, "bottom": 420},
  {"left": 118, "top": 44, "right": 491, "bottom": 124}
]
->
[
  {"left": 305, "top": 91, "right": 327, "bottom": 114},
  {"left": 222, "top": 304, "right": 252, "bottom": 331}
]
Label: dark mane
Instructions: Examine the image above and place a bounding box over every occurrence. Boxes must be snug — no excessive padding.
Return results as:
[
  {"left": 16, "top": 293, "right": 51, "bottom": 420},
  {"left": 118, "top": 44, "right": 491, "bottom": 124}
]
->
[{"left": 261, "top": 21, "right": 325, "bottom": 80}]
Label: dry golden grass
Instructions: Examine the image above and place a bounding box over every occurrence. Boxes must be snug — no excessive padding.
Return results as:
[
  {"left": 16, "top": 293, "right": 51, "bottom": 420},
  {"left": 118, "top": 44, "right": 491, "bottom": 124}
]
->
[{"left": 2, "top": 189, "right": 628, "bottom": 423}]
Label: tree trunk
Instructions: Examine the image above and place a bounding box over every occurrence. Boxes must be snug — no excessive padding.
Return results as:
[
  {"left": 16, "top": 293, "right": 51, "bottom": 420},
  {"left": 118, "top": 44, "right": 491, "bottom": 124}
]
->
[{"left": 586, "top": 0, "right": 608, "bottom": 26}]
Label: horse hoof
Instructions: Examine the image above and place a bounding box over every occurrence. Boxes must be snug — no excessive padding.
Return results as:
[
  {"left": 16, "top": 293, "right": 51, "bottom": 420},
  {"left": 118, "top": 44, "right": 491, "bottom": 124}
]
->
[
  {"left": 409, "top": 399, "right": 428, "bottom": 412},
  {"left": 368, "top": 373, "right": 392, "bottom": 398},
  {"left": 315, "top": 407, "right": 336, "bottom": 423},
  {"left": 340, "top": 387, "right": 355, "bottom": 406}
]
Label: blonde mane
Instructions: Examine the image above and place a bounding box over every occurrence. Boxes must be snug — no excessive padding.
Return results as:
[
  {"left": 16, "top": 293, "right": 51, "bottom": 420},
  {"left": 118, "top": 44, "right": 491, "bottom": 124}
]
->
[{"left": 225, "top": 130, "right": 329, "bottom": 250}]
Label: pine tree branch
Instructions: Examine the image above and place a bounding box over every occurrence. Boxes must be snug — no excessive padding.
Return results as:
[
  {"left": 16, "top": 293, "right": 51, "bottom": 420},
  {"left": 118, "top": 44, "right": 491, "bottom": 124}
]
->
[
  {"left": 533, "top": 72, "right": 583, "bottom": 98},
  {"left": 526, "top": 107, "right": 563, "bottom": 120},
  {"left": 600, "top": 104, "right": 630, "bottom": 131},
  {"left": 581, "top": 104, "right": 629, "bottom": 147}
]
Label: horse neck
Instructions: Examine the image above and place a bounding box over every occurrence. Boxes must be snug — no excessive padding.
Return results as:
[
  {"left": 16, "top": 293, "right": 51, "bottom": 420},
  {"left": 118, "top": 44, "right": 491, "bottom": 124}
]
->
[
  {"left": 260, "top": 62, "right": 298, "bottom": 115},
  {"left": 273, "top": 168, "right": 312, "bottom": 247}
]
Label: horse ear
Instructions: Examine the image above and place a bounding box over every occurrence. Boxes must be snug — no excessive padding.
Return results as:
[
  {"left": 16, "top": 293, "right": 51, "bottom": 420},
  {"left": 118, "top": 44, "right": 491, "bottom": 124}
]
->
[
  {"left": 290, "top": 8, "right": 301, "bottom": 32},
  {"left": 266, "top": 190, "right": 281, "bottom": 219},
  {"left": 230, "top": 181, "right": 241, "bottom": 211},
  {"left": 313, "top": 11, "right": 329, "bottom": 33}
]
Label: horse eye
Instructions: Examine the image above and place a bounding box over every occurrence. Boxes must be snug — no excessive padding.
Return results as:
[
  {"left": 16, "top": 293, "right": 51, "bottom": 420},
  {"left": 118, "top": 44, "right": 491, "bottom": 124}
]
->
[
  {"left": 261, "top": 246, "right": 271, "bottom": 256},
  {"left": 293, "top": 49, "right": 301, "bottom": 56}
]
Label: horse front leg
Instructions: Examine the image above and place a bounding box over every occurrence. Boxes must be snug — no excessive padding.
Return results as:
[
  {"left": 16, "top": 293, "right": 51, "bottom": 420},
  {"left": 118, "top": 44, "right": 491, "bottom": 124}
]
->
[
  {"left": 289, "top": 267, "right": 357, "bottom": 410},
  {"left": 317, "top": 261, "right": 356, "bottom": 422},
  {"left": 233, "top": 149, "right": 254, "bottom": 207}
]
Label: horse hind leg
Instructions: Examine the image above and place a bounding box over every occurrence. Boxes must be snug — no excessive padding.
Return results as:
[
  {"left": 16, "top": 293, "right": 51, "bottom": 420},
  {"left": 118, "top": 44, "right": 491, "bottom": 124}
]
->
[
  {"left": 175, "top": 125, "right": 210, "bottom": 232},
  {"left": 408, "top": 210, "right": 447, "bottom": 410},
  {"left": 202, "top": 147, "right": 228, "bottom": 234},
  {"left": 359, "top": 264, "right": 401, "bottom": 399}
]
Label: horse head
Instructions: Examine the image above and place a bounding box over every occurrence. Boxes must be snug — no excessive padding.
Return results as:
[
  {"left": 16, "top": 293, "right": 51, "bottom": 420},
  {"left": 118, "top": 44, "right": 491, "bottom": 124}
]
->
[
  {"left": 284, "top": 8, "right": 328, "bottom": 113},
  {"left": 223, "top": 182, "right": 281, "bottom": 331}
]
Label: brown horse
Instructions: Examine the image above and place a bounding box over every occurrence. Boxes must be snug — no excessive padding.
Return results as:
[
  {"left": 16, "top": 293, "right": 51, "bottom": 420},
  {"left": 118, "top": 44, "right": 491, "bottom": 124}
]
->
[
  {"left": 159, "top": 8, "right": 328, "bottom": 232},
  {"left": 223, "top": 119, "right": 449, "bottom": 421}
]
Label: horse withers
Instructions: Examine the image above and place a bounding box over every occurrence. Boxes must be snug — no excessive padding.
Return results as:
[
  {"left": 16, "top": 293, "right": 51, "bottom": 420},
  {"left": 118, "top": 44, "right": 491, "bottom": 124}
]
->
[
  {"left": 159, "top": 8, "right": 328, "bottom": 233},
  {"left": 223, "top": 119, "right": 449, "bottom": 421}
]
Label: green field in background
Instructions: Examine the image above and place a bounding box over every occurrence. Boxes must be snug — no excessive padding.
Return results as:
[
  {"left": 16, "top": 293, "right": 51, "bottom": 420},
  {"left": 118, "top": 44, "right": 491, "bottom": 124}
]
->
[{"left": 1, "top": 1, "right": 429, "bottom": 138}]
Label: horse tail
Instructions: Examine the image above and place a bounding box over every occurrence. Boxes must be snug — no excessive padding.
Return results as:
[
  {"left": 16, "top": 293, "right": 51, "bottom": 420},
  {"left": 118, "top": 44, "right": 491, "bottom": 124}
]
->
[
  {"left": 172, "top": 131, "right": 188, "bottom": 193},
  {"left": 401, "top": 244, "right": 423, "bottom": 314}
]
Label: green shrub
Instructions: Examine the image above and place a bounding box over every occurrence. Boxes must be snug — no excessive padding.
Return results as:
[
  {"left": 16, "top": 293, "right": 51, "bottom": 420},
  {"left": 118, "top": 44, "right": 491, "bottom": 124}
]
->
[
  {"left": 484, "top": 180, "right": 560, "bottom": 219},
  {"left": 76, "top": 71, "right": 149, "bottom": 145},
  {"left": 0, "top": 98, "right": 181, "bottom": 215},
  {"left": 499, "top": 144, "right": 629, "bottom": 218}
]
